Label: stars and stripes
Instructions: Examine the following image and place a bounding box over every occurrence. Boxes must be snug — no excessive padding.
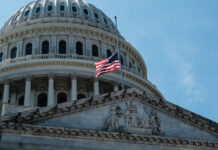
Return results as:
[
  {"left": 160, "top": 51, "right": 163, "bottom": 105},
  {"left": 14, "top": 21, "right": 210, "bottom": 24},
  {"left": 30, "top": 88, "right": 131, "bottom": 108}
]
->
[{"left": 95, "top": 52, "right": 121, "bottom": 77}]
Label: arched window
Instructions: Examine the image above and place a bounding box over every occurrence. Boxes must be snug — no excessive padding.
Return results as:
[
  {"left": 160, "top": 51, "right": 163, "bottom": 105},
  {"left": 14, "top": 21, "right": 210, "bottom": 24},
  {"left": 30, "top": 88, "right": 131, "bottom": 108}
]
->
[
  {"left": 77, "top": 93, "right": 86, "bottom": 99},
  {"left": 59, "top": 40, "right": 66, "bottom": 54},
  {"left": 11, "top": 47, "right": 17, "bottom": 59},
  {"left": 57, "top": 92, "right": 67, "bottom": 104},
  {"left": 18, "top": 96, "right": 24, "bottom": 105},
  {"left": 35, "top": 6, "right": 41, "bottom": 13},
  {"left": 83, "top": 9, "right": 88, "bottom": 15},
  {"left": 37, "top": 93, "right": 47, "bottom": 107},
  {"left": 48, "top": 5, "right": 53, "bottom": 11},
  {"left": 76, "top": 42, "right": 83, "bottom": 55},
  {"left": 42, "top": 41, "right": 49, "bottom": 54},
  {"left": 107, "top": 49, "right": 112, "bottom": 58},
  {"left": 120, "top": 56, "right": 124, "bottom": 65},
  {"left": 72, "top": 6, "right": 77, "bottom": 12},
  {"left": 60, "top": 4, "right": 65, "bottom": 11},
  {"left": 25, "top": 43, "right": 32, "bottom": 55},
  {"left": 92, "top": 45, "right": 98, "bottom": 57},
  {"left": 25, "top": 10, "right": 30, "bottom": 16},
  {"left": 0, "top": 53, "right": 3, "bottom": 62},
  {"left": 94, "top": 12, "right": 99, "bottom": 19}
]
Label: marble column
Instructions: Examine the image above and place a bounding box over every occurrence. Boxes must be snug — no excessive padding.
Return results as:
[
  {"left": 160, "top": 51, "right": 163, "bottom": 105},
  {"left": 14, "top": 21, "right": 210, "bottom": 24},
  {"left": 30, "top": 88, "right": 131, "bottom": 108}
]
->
[
  {"left": 71, "top": 76, "right": 77, "bottom": 101},
  {"left": 24, "top": 77, "right": 31, "bottom": 106},
  {"left": 2, "top": 81, "right": 9, "bottom": 104},
  {"left": 94, "top": 79, "right": 99, "bottom": 96},
  {"left": 114, "top": 83, "right": 119, "bottom": 92},
  {"left": 48, "top": 75, "right": 54, "bottom": 106}
]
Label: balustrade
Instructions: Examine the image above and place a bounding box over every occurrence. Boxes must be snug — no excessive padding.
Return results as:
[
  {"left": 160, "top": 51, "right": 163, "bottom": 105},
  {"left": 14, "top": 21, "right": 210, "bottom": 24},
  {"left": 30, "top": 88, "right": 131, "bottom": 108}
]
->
[{"left": 0, "top": 53, "right": 144, "bottom": 78}]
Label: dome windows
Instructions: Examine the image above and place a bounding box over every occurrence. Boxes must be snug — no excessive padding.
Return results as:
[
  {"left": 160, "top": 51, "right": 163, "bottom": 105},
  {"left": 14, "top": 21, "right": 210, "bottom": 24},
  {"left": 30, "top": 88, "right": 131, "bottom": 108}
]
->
[
  {"left": 35, "top": 6, "right": 41, "bottom": 13},
  {"left": 60, "top": 5, "right": 65, "bottom": 11},
  {"left": 83, "top": 8, "right": 89, "bottom": 16},
  {"left": 59, "top": 40, "right": 66, "bottom": 54},
  {"left": 76, "top": 42, "right": 83, "bottom": 55},
  {"left": 72, "top": 6, "right": 77, "bottom": 13},
  {"left": 42, "top": 41, "right": 49, "bottom": 54},
  {"left": 107, "top": 49, "right": 112, "bottom": 58},
  {"left": 24, "top": 9, "right": 30, "bottom": 16},
  {"left": 25, "top": 43, "right": 32, "bottom": 56},
  {"left": 0, "top": 52, "right": 3, "bottom": 62},
  {"left": 10, "top": 47, "right": 17, "bottom": 59},
  {"left": 94, "top": 12, "right": 99, "bottom": 19},
  {"left": 37, "top": 93, "right": 47, "bottom": 107},
  {"left": 48, "top": 5, "right": 53, "bottom": 11},
  {"left": 18, "top": 96, "right": 24, "bottom": 105},
  {"left": 103, "top": 17, "right": 107, "bottom": 25},
  {"left": 57, "top": 92, "right": 67, "bottom": 104},
  {"left": 92, "top": 45, "right": 99, "bottom": 57}
]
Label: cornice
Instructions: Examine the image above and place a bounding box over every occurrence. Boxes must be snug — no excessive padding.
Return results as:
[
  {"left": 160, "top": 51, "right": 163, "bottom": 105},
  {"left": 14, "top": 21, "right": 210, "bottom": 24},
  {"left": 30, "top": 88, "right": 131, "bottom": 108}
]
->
[
  {"left": 0, "top": 88, "right": 217, "bottom": 138},
  {"left": 0, "top": 59, "right": 162, "bottom": 99},
  {"left": 0, "top": 124, "right": 217, "bottom": 149}
]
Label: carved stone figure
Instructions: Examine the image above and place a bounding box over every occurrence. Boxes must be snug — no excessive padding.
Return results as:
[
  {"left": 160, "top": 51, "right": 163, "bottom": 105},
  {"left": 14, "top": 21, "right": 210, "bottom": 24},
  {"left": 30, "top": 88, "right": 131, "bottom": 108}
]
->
[
  {"left": 149, "top": 110, "right": 161, "bottom": 135},
  {"left": 138, "top": 115, "right": 146, "bottom": 128},
  {"left": 104, "top": 106, "right": 122, "bottom": 132},
  {"left": 125, "top": 102, "right": 139, "bottom": 128}
]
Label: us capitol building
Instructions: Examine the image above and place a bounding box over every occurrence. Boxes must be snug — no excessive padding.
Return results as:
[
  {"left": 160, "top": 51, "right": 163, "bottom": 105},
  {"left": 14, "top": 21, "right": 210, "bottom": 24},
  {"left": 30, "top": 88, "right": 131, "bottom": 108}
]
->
[{"left": 0, "top": 0, "right": 217, "bottom": 149}]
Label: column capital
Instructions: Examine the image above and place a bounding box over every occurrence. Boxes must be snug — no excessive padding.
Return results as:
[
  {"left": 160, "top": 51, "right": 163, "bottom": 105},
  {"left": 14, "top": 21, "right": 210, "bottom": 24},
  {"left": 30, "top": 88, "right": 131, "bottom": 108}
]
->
[
  {"left": 71, "top": 75, "right": 77, "bottom": 80},
  {"left": 48, "top": 74, "right": 55, "bottom": 79},
  {"left": 25, "top": 75, "right": 32, "bottom": 81},
  {"left": 4, "top": 80, "right": 9, "bottom": 85}
]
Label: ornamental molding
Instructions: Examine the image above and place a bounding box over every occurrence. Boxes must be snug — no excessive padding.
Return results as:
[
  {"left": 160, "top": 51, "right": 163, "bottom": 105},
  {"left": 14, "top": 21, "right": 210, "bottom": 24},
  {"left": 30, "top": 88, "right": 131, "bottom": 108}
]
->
[
  {"left": 0, "top": 59, "right": 162, "bottom": 99},
  {"left": 0, "top": 22, "right": 147, "bottom": 76},
  {"left": 0, "top": 125, "right": 217, "bottom": 149},
  {"left": 0, "top": 88, "right": 217, "bottom": 138}
]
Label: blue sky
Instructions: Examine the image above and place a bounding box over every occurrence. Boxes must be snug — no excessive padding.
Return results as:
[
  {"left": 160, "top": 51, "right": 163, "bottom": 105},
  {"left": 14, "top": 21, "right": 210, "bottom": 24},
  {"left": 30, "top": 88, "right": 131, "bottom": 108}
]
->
[{"left": 0, "top": 0, "right": 217, "bottom": 122}]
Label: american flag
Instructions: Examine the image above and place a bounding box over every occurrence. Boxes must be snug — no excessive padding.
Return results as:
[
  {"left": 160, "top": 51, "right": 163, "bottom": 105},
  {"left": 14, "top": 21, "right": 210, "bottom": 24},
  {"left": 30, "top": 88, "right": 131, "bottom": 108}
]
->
[{"left": 95, "top": 52, "right": 121, "bottom": 78}]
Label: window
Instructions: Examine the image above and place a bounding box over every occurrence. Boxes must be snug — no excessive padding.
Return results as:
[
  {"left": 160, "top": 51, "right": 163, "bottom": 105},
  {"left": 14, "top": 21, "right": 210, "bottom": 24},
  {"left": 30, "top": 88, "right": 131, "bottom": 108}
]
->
[
  {"left": 25, "top": 43, "right": 32, "bottom": 55},
  {"left": 120, "top": 56, "right": 124, "bottom": 65},
  {"left": 18, "top": 96, "right": 24, "bottom": 105},
  {"left": 37, "top": 93, "right": 47, "bottom": 107},
  {"left": 129, "top": 62, "right": 132, "bottom": 68},
  {"left": 0, "top": 53, "right": 3, "bottom": 62},
  {"left": 35, "top": 7, "right": 41, "bottom": 13},
  {"left": 72, "top": 6, "right": 77, "bottom": 12},
  {"left": 42, "top": 41, "right": 49, "bottom": 54},
  {"left": 57, "top": 93, "right": 67, "bottom": 104},
  {"left": 59, "top": 40, "right": 66, "bottom": 54},
  {"left": 60, "top": 5, "right": 65, "bottom": 11},
  {"left": 48, "top": 5, "right": 53, "bottom": 11},
  {"left": 25, "top": 10, "right": 30, "bottom": 16},
  {"left": 107, "top": 49, "right": 112, "bottom": 58},
  {"left": 76, "top": 42, "right": 83, "bottom": 55},
  {"left": 14, "top": 13, "right": 20, "bottom": 21},
  {"left": 103, "top": 17, "right": 107, "bottom": 24},
  {"left": 92, "top": 45, "right": 98, "bottom": 57},
  {"left": 11, "top": 47, "right": 17, "bottom": 59},
  {"left": 94, "top": 12, "right": 99, "bottom": 19},
  {"left": 77, "top": 93, "right": 86, "bottom": 99},
  {"left": 83, "top": 9, "right": 88, "bottom": 15}
]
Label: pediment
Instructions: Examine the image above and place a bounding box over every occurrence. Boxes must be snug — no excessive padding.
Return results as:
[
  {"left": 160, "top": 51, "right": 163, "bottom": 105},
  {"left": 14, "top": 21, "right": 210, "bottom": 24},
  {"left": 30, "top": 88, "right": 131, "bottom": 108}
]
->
[{"left": 1, "top": 88, "right": 217, "bottom": 143}]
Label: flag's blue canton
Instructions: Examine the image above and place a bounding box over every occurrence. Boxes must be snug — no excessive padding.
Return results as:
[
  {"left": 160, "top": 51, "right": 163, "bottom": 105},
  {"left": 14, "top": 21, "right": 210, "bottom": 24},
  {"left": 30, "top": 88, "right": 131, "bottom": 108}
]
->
[{"left": 108, "top": 52, "right": 119, "bottom": 63}]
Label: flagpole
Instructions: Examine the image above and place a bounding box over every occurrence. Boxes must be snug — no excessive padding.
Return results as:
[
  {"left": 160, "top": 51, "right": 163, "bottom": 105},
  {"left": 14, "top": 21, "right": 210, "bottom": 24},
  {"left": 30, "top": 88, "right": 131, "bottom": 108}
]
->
[{"left": 115, "top": 16, "right": 125, "bottom": 90}]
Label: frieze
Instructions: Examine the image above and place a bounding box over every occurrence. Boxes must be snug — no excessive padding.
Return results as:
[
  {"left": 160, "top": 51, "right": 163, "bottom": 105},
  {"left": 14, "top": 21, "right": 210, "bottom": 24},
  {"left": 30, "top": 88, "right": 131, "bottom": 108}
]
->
[{"left": 104, "top": 102, "right": 161, "bottom": 136}]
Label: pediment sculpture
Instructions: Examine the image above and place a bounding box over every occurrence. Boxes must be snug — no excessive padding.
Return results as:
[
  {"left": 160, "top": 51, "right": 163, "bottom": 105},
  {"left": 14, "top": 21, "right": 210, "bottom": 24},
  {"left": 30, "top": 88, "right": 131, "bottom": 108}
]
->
[{"left": 103, "top": 101, "right": 161, "bottom": 136}]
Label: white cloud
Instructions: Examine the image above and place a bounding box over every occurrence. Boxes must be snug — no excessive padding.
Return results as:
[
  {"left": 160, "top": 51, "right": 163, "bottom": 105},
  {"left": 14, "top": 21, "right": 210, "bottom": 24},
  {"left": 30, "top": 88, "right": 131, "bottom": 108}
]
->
[{"left": 164, "top": 44, "right": 205, "bottom": 103}]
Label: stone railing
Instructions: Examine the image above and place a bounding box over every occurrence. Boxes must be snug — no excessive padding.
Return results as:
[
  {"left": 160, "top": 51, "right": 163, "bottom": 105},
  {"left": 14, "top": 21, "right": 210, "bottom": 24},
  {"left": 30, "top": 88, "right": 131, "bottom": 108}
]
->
[{"left": 0, "top": 54, "right": 145, "bottom": 78}]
